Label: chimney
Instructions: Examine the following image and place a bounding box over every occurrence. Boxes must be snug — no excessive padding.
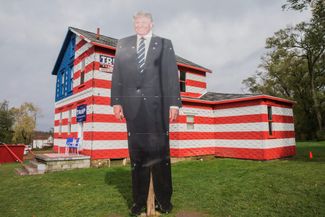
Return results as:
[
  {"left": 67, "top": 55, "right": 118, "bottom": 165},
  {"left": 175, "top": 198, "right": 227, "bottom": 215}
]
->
[{"left": 96, "top": 27, "right": 100, "bottom": 39}]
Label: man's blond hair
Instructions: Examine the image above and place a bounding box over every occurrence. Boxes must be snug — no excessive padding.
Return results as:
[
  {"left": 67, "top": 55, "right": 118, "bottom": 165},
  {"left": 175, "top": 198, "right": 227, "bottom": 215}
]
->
[{"left": 133, "top": 11, "right": 153, "bottom": 22}]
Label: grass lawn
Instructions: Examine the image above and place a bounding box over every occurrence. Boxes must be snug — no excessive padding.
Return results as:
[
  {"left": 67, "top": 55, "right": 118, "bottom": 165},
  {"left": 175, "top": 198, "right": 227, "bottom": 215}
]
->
[{"left": 0, "top": 141, "right": 324, "bottom": 217}]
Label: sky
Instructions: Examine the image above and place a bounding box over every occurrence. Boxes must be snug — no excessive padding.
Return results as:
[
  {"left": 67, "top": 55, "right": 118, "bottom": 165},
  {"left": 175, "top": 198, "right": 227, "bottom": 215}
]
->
[{"left": 0, "top": 0, "right": 311, "bottom": 131}]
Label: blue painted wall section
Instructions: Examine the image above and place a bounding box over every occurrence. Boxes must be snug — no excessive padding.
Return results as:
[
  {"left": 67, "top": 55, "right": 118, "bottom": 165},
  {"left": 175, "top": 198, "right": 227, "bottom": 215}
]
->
[{"left": 55, "top": 33, "right": 76, "bottom": 101}]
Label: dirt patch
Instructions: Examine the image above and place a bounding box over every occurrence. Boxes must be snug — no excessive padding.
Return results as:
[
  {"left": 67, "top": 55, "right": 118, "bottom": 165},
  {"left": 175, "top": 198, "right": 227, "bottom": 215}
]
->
[{"left": 176, "top": 210, "right": 208, "bottom": 217}]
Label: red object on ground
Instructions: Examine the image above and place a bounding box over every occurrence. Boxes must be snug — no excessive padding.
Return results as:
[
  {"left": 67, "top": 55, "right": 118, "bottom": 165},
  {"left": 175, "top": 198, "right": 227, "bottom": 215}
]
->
[
  {"left": 0, "top": 144, "right": 25, "bottom": 163},
  {"left": 309, "top": 151, "right": 313, "bottom": 159}
]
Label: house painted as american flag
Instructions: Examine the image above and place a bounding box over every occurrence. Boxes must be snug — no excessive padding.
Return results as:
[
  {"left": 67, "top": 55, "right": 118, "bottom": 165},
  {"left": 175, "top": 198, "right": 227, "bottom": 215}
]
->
[{"left": 51, "top": 27, "right": 296, "bottom": 161}]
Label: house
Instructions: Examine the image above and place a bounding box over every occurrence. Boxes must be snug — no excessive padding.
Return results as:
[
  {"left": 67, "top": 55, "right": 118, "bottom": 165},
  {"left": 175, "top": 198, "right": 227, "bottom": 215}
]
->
[{"left": 51, "top": 27, "right": 296, "bottom": 161}]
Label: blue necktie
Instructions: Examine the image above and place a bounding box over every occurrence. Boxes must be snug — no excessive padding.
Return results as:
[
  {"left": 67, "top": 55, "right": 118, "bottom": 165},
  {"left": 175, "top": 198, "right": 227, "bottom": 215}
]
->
[{"left": 137, "top": 37, "right": 145, "bottom": 73}]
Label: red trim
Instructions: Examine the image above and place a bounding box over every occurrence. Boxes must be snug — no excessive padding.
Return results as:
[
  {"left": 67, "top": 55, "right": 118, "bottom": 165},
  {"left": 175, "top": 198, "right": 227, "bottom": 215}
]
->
[
  {"left": 91, "top": 42, "right": 117, "bottom": 51},
  {"left": 177, "top": 62, "right": 211, "bottom": 73},
  {"left": 182, "top": 95, "right": 295, "bottom": 106}
]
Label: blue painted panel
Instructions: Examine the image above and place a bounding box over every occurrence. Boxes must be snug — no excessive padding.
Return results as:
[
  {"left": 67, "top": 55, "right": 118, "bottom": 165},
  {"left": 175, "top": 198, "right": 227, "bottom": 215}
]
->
[{"left": 55, "top": 33, "right": 76, "bottom": 101}]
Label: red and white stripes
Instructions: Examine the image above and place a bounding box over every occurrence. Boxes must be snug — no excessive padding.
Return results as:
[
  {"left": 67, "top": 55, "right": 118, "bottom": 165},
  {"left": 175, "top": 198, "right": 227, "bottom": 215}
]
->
[{"left": 53, "top": 34, "right": 296, "bottom": 160}]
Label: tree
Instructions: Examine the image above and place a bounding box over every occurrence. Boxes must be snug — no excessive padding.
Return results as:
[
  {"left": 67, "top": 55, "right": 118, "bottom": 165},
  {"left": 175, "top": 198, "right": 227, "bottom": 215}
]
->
[
  {"left": 12, "top": 102, "right": 40, "bottom": 145},
  {"left": 243, "top": 0, "right": 325, "bottom": 139},
  {"left": 0, "top": 100, "right": 14, "bottom": 143}
]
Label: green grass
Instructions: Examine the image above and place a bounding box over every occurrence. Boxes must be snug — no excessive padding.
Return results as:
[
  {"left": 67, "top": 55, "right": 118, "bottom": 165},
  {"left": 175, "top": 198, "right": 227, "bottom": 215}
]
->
[{"left": 0, "top": 141, "right": 324, "bottom": 217}]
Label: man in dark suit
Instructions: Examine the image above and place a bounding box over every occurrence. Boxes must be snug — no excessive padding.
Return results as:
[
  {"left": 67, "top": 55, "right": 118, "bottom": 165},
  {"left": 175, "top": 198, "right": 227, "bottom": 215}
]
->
[{"left": 110, "top": 11, "right": 182, "bottom": 216}]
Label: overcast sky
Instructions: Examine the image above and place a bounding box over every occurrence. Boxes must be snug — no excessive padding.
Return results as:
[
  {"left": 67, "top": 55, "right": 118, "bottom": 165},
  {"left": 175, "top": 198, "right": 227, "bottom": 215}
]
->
[{"left": 0, "top": 0, "right": 310, "bottom": 131}]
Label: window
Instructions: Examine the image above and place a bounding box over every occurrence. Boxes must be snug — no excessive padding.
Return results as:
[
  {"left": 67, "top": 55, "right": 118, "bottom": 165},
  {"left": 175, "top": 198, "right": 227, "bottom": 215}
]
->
[
  {"left": 59, "top": 112, "right": 63, "bottom": 135},
  {"left": 60, "top": 70, "right": 65, "bottom": 96},
  {"left": 80, "top": 59, "right": 85, "bottom": 85},
  {"left": 69, "top": 63, "right": 74, "bottom": 92},
  {"left": 267, "top": 106, "right": 273, "bottom": 136},
  {"left": 179, "top": 71, "right": 186, "bottom": 92},
  {"left": 186, "top": 115, "right": 195, "bottom": 130},
  {"left": 68, "top": 110, "right": 72, "bottom": 135}
]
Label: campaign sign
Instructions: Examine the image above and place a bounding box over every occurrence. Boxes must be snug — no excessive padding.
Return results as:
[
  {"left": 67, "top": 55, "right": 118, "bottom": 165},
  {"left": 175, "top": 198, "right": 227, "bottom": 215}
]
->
[
  {"left": 76, "top": 104, "right": 87, "bottom": 122},
  {"left": 99, "top": 55, "right": 115, "bottom": 73}
]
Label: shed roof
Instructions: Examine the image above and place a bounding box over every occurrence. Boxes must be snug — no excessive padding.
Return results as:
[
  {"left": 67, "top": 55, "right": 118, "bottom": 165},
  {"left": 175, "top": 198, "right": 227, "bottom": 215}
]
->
[{"left": 181, "top": 92, "right": 295, "bottom": 105}]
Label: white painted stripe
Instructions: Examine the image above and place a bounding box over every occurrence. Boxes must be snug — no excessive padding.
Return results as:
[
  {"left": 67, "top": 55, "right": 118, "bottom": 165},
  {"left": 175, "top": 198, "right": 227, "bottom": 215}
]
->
[
  {"left": 54, "top": 139, "right": 128, "bottom": 149},
  {"left": 170, "top": 123, "right": 295, "bottom": 132},
  {"left": 84, "top": 122, "right": 127, "bottom": 132},
  {"left": 180, "top": 107, "right": 215, "bottom": 117},
  {"left": 55, "top": 88, "right": 111, "bottom": 109},
  {"left": 214, "top": 105, "right": 293, "bottom": 117},
  {"left": 89, "top": 104, "right": 114, "bottom": 114},
  {"left": 54, "top": 137, "right": 295, "bottom": 150},
  {"left": 76, "top": 36, "right": 82, "bottom": 44},
  {"left": 75, "top": 42, "right": 93, "bottom": 58},
  {"left": 187, "top": 73, "right": 206, "bottom": 83},
  {"left": 272, "top": 106, "right": 293, "bottom": 116},
  {"left": 94, "top": 71, "right": 112, "bottom": 81},
  {"left": 186, "top": 86, "right": 205, "bottom": 94},
  {"left": 74, "top": 53, "right": 96, "bottom": 72},
  {"left": 172, "top": 138, "right": 295, "bottom": 149}
]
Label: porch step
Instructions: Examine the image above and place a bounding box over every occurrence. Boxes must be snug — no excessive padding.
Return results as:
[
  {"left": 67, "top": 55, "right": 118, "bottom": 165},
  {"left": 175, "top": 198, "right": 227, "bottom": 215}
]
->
[
  {"left": 15, "top": 160, "right": 47, "bottom": 176},
  {"left": 15, "top": 168, "right": 28, "bottom": 176}
]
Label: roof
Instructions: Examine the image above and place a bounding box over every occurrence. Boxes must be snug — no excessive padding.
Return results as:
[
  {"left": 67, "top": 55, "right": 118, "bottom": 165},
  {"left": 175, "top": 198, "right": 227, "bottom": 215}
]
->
[
  {"left": 182, "top": 92, "right": 295, "bottom": 105},
  {"left": 69, "top": 27, "right": 211, "bottom": 73},
  {"left": 200, "top": 92, "right": 258, "bottom": 101}
]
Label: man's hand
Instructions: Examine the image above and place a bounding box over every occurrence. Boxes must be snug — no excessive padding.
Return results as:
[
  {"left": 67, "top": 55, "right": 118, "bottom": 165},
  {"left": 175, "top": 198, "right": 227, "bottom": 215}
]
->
[
  {"left": 169, "top": 108, "right": 179, "bottom": 122},
  {"left": 113, "top": 105, "right": 124, "bottom": 121}
]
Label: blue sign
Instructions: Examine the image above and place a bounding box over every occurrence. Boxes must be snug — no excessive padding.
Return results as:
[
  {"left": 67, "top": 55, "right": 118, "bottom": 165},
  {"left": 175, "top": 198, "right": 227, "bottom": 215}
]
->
[{"left": 76, "top": 104, "right": 87, "bottom": 122}]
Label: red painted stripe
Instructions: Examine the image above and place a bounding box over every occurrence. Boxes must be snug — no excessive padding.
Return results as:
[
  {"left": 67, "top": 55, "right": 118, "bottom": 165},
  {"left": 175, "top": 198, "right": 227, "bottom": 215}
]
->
[
  {"left": 170, "top": 147, "right": 215, "bottom": 157},
  {"left": 83, "top": 148, "right": 129, "bottom": 159},
  {"left": 74, "top": 47, "right": 95, "bottom": 65},
  {"left": 171, "top": 145, "right": 296, "bottom": 160},
  {"left": 52, "top": 145, "right": 295, "bottom": 160},
  {"left": 53, "top": 131, "right": 295, "bottom": 140},
  {"left": 84, "top": 132, "right": 127, "bottom": 140},
  {"left": 54, "top": 114, "right": 126, "bottom": 126},
  {"left": 181, "top": 92, "right": 202, "bottom": 98},
  {"left": 55, "top": 113, "right": 293, "bottom": 127},
  {"left": 186, "top": 79, "right": 206, "bottom": 88},
  {"left": 55, "top": 96, "right": 110, "bottom": 113},
  {"left": 215, "top": 145, "right": 296, "bottom": 160},
  {"left": 73, "top": 79, "right": 111, "bottom": 94},
  {"left": 170, "top": 131, "right": 295, "bottom": 140},
  {"left": 75, "top": 39, "right": 87, "bottom": 51}
]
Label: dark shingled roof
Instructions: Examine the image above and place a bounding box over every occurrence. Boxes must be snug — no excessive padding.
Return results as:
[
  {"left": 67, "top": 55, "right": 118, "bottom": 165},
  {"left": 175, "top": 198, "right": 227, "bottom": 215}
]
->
[
  {"left": 199, "top": 92, "right": 259, "bottom": 101},
  {"left": 70, "top": 27, "right": 211, "bottom": 72}
]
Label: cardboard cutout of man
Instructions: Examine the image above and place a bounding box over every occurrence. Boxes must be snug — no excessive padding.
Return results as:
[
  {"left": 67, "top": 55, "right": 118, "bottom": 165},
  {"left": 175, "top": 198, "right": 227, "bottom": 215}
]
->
[{"left": 110, "top": 11, "right": 182, "bottom": 215}]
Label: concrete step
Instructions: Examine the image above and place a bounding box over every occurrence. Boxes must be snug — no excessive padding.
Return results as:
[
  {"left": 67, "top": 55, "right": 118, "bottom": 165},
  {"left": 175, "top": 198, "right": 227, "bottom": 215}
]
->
[
  {"left": 15, "top": 168, "right": 28, "bottom": 176},
  {"left": 29, "top": 159, "right": 47, "bottom": 172},
  {"left": 20, "top": 164, "right": 45, "bottom": 175}
]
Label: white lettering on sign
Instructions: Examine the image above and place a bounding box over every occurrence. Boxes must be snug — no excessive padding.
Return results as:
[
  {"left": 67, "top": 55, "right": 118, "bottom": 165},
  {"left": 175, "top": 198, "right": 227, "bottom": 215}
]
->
[
  {"left": 99, "top": 55, "right": 115, "bottom": 73},
  {"left": 76, "top": 107, "right": 86, "bottom": 115}
]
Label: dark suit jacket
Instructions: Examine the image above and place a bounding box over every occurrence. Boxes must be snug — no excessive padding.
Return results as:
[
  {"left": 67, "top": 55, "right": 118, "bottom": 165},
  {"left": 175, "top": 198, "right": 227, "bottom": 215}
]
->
[{"left": 110, "top": 35, "right": 182, "bottom": 122}]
